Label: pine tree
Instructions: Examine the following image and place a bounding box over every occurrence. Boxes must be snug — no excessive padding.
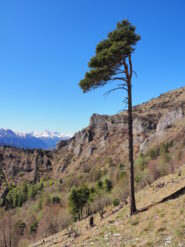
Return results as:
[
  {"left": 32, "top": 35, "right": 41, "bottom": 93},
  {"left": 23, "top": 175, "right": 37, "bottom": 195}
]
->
[{"left": 79, "top": 20, "right": 140, "bottom": 215}]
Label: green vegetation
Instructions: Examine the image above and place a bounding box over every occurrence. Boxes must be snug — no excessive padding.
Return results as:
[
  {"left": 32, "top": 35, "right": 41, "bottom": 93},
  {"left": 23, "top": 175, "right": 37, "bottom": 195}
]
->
[
  {"left": 0, "top": 138, "right": 183, "bottom": 246},
  {"left": 69, "top": 185, "right": 90, "bottom": 220},
  {"left": 133, "top": 141, "right": 174, "bottom": 188},
  {"left": 69, "top": 178, "right": 113, "bottom": 220},
  {"left": 113, "top": 198, "right": 120, "bottom": 207},
  {"left": 51, "top": 195, "right": 61, "bottom": 204},
  {"left": 104, "top": 178, "right": 113, "bottom": 192},
  {"left": 5, "top": 180, "right": 44, "bottom": 208},
  {"left": 30, "top": 220, "right": 38, "bottom": 234}
]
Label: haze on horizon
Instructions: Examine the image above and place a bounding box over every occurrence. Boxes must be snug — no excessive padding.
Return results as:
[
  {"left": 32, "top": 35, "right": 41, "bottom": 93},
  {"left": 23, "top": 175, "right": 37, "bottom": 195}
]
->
[{"left": 0, "top": 0, "right": 185, "bottom": 134}]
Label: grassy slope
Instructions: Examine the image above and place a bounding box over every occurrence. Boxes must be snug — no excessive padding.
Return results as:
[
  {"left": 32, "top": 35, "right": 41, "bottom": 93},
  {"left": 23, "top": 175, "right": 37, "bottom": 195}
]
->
[{"left": 30, "top": 166, "right": 185, "bottom": 247}]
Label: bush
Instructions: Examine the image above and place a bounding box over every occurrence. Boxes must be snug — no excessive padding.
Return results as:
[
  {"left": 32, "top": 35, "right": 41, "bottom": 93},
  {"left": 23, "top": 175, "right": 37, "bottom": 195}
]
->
[
  {"left": 97, "top": 180, "right": 103, "bottom": 189},
  {"left": 107, "top": 157, "right": 115, "bottom": 167},
  {"left": 113, "top": 198, "right": 120, "bottom": 207},
  {"left": 89, "top": 166, "right": 102, "bottom": 182},
  {"left": 148, "top": 147, "right": 159, "bottom": 159},
  {"left": 135, "top": 153, "right": 148, "bottom": 171},
  {"left": 30, "top": 220, "right": 38, "bottom": 234},
  {"left": 135, "top": 173, "right": 143, "bottom": 184},
  {"left": 91, "top": 194, "right": 111, "bottom": 218},
  {"left": 159, "top": 142, "right": 173, "bottom": 156},
  {"left": 119, "top": 170, "right": 127, "bottom": 179},
  {"left": 104, "top": 179, "right": 113, "bottom": 192},
  {"left": 51, "top": 195, "right": 61, "bottom": 204}
]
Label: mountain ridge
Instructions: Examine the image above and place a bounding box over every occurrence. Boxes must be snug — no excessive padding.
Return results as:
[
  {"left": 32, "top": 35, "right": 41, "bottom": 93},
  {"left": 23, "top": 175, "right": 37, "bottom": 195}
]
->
[{"left": 0, "top": 128, "right": 72, "bottom": 150}]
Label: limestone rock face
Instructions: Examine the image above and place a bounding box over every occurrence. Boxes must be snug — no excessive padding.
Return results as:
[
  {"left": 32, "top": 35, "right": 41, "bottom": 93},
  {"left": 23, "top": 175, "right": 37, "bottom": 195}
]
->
[
  {"left": 133, "top": 117, "right": 156, "bottom": 134},
  {"left": 90, "top": 114, "right": 109, "bottom": 131},
  {"left": 156, "top": 107, "right": 184, "bottom": 132},
  {"left": 140, "top": 107, "right": 185, "bottom": 153},
  {"left": 56, "top": 140, "right": 69, "bottom": 150}
]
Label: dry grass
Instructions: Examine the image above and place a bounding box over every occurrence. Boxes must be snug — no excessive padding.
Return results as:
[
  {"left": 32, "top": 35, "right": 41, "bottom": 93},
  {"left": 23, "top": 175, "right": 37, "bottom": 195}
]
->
[{"left": 30, "top": 166, "right": 185, "bottom": 247}]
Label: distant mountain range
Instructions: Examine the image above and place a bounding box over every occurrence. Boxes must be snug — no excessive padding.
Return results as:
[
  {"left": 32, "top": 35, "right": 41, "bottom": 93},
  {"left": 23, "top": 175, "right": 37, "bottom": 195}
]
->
[{"left": 0, "top": 129, "right": 72, "bottom": 150}]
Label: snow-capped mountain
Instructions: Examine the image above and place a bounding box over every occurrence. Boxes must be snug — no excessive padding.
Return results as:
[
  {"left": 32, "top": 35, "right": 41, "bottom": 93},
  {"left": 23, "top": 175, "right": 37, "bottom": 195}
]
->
[{"left": 0, "top": 128, "right": 72, "bottom": 150}]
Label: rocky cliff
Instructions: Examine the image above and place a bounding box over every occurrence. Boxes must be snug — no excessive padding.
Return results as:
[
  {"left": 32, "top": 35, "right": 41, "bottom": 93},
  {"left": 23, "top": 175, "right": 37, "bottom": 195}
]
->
[{"left": 52, "top": 87, "right": 185, "bottom": 179}]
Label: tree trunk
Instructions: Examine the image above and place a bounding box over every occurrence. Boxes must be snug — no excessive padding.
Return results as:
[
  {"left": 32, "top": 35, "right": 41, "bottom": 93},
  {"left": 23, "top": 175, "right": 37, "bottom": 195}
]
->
[
  {"left": 89, "top": 215, "right": 94, "bottom": 227},
  {"left": 127, "top": 79, "right": 137, "bottom": 215}
]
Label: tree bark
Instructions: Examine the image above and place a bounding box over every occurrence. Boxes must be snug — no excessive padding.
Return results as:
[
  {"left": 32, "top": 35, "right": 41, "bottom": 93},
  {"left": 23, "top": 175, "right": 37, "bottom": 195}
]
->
[
  {"left": 124, "top": 58, "right": 137, "bottom": 215},
  {"left": 127, "top": 79, "right": 137, "bottom": 215}
]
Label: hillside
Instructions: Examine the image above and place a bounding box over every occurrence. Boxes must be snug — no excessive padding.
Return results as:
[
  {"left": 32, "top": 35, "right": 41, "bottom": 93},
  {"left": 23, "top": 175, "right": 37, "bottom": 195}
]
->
[
  {"left": 31, "top": 166, "right": 185, "bottom": 247},
  {"left": 51, "top": 86, "right": 185, "bottom": 183},
  {"left": 0, "top": 86, "right": 185, "bottom": 246},
  {"left": 1, "top": 87, "right": 185, "bottom": 187}
]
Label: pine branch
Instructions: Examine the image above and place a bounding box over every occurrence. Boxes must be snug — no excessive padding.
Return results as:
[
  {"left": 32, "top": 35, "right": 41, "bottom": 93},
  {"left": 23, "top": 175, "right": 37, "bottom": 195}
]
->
[
  {"left": 111, "top": 77, "right": 127, "bottom": 82},
  {"left": 133, "top": 70, "right": 137, "bottom": 77},
  {"left": 104, "top": 86, "right": 127, "bottom": 98}
]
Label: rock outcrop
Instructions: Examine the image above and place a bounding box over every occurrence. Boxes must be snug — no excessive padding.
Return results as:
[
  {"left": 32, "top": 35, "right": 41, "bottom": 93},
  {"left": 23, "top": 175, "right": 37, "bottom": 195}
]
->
[
  {"left": 140, "top": 106, "right": 185, "bottom": 153},
  {"left": 156, "top": 107, "right": 184, "bottom": 132},
  {"left": 0, "top": 147, "right": 53, "bottom": 184}
]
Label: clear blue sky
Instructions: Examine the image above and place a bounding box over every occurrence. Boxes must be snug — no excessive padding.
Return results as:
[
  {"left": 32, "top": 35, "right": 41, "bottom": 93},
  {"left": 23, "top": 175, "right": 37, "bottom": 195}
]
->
[{"left": 0, "top": 0, "right": 185, "bottom": 134}]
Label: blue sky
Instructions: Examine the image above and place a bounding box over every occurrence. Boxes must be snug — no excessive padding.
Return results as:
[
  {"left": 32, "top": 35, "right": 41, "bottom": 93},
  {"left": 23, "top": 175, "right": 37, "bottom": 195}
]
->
[{"left": 0, "top": 0, "right": 185, "bottom": 134}]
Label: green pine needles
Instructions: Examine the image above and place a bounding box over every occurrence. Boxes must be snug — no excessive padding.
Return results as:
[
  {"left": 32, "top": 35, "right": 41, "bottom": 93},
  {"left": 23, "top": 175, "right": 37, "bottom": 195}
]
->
[{"left": 79, "top": 19, "right": 140, "bottom": 93}]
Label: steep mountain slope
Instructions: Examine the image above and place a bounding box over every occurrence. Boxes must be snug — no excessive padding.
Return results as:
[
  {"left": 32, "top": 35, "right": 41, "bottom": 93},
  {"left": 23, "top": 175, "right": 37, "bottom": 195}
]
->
[
  {"left": 51, "top": 86, "right": 185, "bottom": 181},
  {"left": 0, "top": 129, "right": 71, "bottom": 150}
]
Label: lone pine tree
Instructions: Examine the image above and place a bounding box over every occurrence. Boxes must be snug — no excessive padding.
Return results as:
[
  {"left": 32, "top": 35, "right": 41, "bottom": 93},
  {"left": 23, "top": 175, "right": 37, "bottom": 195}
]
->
[{"left": 79, "top": 20, "right": 140, "bottom": 215}]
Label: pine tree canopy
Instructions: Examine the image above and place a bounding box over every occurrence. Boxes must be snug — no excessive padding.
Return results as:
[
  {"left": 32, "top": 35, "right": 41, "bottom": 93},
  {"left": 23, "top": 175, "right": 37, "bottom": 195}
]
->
[{"left": 79, "top": 20, "right": 140, "bottom": 92}]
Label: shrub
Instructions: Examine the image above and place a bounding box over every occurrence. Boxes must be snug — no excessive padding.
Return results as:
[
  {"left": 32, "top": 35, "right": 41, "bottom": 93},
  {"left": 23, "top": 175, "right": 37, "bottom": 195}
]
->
[
  {"left": 43, "top": 194, "right": 51, "bottom": 206},
  {"left": 51, "top": 195, "right": 61, "bottom": 204},
  {"left": 91, "top": 194, "right": 111, "bottom": 218},
  {"left": 113, "top": 198, "right": 120, "bottom": 207},
  {"left": 175, "top": 225, "right": 185, "bottom": 239},
  {"left": 135, "top": 173, "right": 143, "bottom": 184},
  {"left": 97, "top": 180, "right": 103, "bottom": 189},
  {"left": 30, "top": 220, "right": 38, "bottom": 234},
  {"left": 148, "top": 147, "right": 159, "bottom": 159},
  {"left": 148, "top": 160, "right": 160, "bottom": 180},
  {"left": 89, "top": 166, "right": 102, "bottom": 182},
  {"left": 119, "top": 170, "right": 127, "bottom": 179},
  {"left": 104, "top": 179, "right": 113, "bottom": 192},
  {"left": 106, "top": 157, "right": 115, "bottom": 167},
  {"left": 135, "top": 153, "right": 148, "bottom": 171},
  {"left": 14, "top": 220, "right": 26, "bottom": 236},
  {"left": 116, "top": 177, "right": 129, "bottom": 205}
]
